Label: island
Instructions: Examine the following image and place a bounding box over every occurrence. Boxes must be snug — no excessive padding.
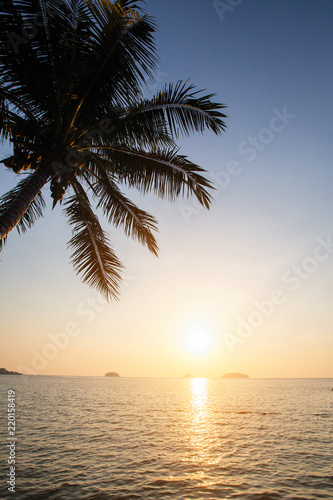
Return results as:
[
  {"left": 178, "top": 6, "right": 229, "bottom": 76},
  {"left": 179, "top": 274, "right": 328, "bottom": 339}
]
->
[
  {"left": 0, "top": 368, "right": 23, "bottom": 375},
  {"left": 105, "top": 372, "right": 120, "bottom": 377},
  {"left": 221, "top": 372, "right": 249, "bottom": 379},
  {"left": 183, "top": 374, "right": 194, "bottom": 378}
]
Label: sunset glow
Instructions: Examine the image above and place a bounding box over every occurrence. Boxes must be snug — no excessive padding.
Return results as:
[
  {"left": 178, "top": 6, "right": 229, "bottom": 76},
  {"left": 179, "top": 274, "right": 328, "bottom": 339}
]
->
[{"left": 182, "top": 322, "right": 216, "bottom": 357}]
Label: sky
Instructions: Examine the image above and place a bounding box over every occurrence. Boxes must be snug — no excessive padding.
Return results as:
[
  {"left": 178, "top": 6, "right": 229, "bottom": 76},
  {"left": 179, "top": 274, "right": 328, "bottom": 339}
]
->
[{"left": 1, "top": 0, "right": 333, "bottom": 378}]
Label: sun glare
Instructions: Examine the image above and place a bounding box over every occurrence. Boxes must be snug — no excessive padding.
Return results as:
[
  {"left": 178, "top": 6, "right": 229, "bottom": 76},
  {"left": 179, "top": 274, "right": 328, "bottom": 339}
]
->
[{"left": 182, "top": 321, "right": 216, "bottom": 356}]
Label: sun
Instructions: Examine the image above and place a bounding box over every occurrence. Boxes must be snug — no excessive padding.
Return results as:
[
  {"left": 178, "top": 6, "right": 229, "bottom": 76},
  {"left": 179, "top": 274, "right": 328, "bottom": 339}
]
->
[
  {"left": 186, "top": 329, "right": 210, "bottom": 354},
  {"left": 182, "top": 321, "right": 216, "bottom": 356}
]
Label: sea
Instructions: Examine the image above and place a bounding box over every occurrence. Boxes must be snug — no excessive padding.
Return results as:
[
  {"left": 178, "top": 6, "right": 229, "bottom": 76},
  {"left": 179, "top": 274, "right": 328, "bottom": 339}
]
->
[{"left": 0, "top": 376, "right": 332, "bottom": 500}]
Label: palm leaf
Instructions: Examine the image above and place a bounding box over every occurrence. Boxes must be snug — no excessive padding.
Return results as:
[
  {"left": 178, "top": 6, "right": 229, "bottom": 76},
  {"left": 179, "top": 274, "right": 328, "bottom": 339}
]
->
[
  {"left": 65, "top": 181, "right": 123, "bottom": 299},
  {"left": 131, "top": 80, "right": 227, "bottom": 137},
  {"left": 0, "top": 168, "right": 50, "bottom": 240},
  {"left": 88, "top": 160, "right": 158, "bottom": 255},
  {"left": 0, "top": 0, "right": 64, "bottom": 121},
  {"left": 0, "top": 87, "right": 42, "bottom": 126},
  {"left": 91, "top": 146, "right": 214, "bottom": 208},
  {"left": 16, "top": 190, "right": 46, "bottom": 234},
  {"left": 116, "top": 0, "right": 144, "bottom": 9},
  {"left": 0, "top": 234, "right": 6, "bottom": 250},
  {"left": 79, "top": 108, "right": 175, "bottom": 151},
  {"left": 64, "top": 0, "right": 158, "bottom": 133}
]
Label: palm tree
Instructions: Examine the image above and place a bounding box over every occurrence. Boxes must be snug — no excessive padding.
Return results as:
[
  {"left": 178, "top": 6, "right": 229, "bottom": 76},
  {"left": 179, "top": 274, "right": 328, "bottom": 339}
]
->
[{"left": 0, "top": 0, "right": 227, "bottom": 299}]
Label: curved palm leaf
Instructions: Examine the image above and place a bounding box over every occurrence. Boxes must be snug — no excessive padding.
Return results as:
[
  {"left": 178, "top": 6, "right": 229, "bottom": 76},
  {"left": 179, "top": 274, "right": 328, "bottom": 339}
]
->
[
  {"left": 0, "top": 0, "right": 62, "bottom": 122},
  {"left": 0, "top": 168, "right": 49, "bottom": 239},
  {"left": 16, "top": 190, "right": 46, "bottom": 234},
  {"left": 65, "top": 181, "right": 123, "bottom": 299},
  {"left": 88, "top": 159, "right": 158, "bottom": 255},
  {"left": 64, "top": 0, "right": 158, "bottom": 133},
  {"left": 130, "top": 81, "right": 227, "bottom": 137},
  {"left": 91, "top": 145, "right": 214, "bottom": 208}
]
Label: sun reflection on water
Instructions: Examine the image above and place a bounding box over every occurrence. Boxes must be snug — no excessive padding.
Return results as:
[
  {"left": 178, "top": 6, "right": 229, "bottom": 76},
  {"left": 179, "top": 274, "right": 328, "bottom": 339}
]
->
[
  {"left": 185, "top": 378, "right": 219, "bottom": 468},
  {"left": 190, "top": 378, "right": 209, "bottom": 418}
]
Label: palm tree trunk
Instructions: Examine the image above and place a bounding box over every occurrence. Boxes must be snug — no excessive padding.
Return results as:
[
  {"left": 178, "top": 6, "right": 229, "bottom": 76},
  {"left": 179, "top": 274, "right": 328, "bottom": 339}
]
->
[{"left": 0, "top": 168, "right": 50, "bottom": 240}]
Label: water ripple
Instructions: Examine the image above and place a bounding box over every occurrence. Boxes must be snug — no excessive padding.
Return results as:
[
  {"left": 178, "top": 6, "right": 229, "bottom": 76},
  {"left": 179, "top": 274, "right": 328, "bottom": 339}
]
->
[{"left": 0, "top": 377, "right": 332, "bottom": 499}]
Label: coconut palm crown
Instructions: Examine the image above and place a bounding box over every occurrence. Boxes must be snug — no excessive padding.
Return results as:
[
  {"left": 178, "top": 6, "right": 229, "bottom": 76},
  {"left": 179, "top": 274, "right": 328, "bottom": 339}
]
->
[{"left": 0, "top": 0, "right": 227, "bottom": 299}]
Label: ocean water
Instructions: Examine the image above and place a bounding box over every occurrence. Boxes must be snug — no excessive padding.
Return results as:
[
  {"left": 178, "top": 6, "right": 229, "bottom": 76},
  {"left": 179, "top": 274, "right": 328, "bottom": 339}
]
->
[{"left": 0, "top": 376, "right": 332, "bottom": 499}]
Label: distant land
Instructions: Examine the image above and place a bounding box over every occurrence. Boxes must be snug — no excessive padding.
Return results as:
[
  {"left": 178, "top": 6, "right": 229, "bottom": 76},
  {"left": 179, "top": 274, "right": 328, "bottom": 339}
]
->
[
  {"left": 0, "top": 368, "right": 22, "bottom": 375},
  {"left": 183, "top": 374, "right": 194, "bottom": 378},
  {"left": 221, "top": 373, "right": 249, "bottom": 379},
  {"left": 105, "top": 372, "right": 120, "bottom": 377}
]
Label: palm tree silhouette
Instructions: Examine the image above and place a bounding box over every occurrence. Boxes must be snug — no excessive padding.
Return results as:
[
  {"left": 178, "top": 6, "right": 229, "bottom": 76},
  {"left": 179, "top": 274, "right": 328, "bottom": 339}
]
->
[{"left": 0, "top": 0, "right": 227, "bottom": 299}]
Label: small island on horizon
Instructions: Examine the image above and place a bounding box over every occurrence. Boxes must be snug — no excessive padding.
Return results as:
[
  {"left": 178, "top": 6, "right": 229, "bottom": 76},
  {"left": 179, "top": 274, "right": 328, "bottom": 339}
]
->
[
  {"left": 221, "top": 372, "right": 249, "bottom": 379},
  {"left": 0, "top": 368, "right": 22, "bottom": 375},
  {"left": 105, "top": 372, "right": 120, "bottom": 377},
  {"left": 183, "top": 374, "right": 194, "bottom": 378}
]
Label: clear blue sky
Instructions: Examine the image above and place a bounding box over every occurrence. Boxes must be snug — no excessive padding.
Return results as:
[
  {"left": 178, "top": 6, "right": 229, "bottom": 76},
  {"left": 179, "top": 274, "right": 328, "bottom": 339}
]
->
[{"left": 1, "top": 0, "right": 333, "bottom": 377}]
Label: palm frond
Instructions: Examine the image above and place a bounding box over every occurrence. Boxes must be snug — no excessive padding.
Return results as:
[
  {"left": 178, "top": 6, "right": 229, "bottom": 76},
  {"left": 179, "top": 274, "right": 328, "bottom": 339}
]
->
[
  {"left": 0, "top": 94, "right": 8, "bottom": 141},
  {"left": 88, "top": 159, "right": 158, "bottom": 255},
  {"left": 15, "top": 190, "right": 46, "bottom": 234},
  {"left": 115, "top": 0, "right": 144, "bottom": 10},
  {"left": 64, "top": 0, "right": 158, "bottom": 132},
  {"left": 0, "top": 168, "right": 50, "bottom": 239},
  {"left": 78, "top": 108, "right": 175, "bottom": 151},
  {"left": 0, "top": 234, "right": 7, "bottom": 250},
  {"left": 0, "top": 0, "right": 66, "bottom": 122},
  {"left": 65, "top": 181, "right": 123, "bottom": 300},
  {"left": 0, "top": 88, "right": 41, "bottom": 126},
  {"left": 133, "top": 80, "right": 227, "bottom": 137},
  {"left": 92, "top": 146, "right": 214, "bottom": 208}
]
